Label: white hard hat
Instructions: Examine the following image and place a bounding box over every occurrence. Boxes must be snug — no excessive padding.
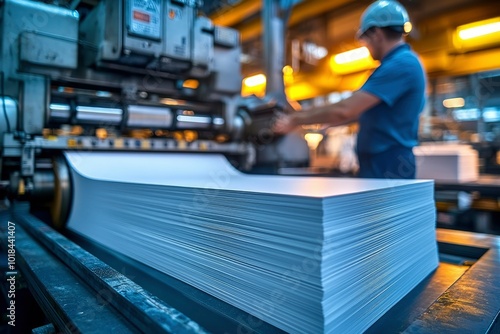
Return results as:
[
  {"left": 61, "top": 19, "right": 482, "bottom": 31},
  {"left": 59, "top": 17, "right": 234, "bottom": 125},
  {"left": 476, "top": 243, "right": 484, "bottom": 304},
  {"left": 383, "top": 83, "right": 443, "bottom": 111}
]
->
[{"left": 357, "top": 0, "right": 411, "bottom": 38}]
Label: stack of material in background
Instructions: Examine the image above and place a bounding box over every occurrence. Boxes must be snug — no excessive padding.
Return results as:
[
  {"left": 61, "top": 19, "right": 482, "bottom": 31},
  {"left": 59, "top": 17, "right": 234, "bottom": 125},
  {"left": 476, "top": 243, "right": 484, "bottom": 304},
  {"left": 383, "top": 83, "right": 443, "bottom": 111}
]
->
[
  {"left": 65, "top": 152, "right": 439, "bottom": 334},
  {"left": 414, "top": 144, "right": 479, "bottom": 182}
]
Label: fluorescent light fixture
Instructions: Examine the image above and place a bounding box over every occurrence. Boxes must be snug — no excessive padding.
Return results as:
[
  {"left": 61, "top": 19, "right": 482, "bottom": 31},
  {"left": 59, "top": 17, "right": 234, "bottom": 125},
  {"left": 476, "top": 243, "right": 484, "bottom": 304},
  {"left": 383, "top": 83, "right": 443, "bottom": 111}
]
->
[
  {"left": 243, "top": 74, "right": 266, "bottom": 87},
  {"left": 458, "top": 20, "right": 500, "bottom": 40},
  {"left": 333, "top": 47, "right": 370, "bottom": 65},
  {"left": 443, "top": 97, "right": 465, "bottom": 108}
]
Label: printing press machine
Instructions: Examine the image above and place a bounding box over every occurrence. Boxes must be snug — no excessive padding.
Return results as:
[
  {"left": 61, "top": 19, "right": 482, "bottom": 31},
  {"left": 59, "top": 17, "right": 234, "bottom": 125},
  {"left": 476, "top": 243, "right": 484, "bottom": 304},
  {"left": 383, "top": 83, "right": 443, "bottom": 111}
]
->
[
  {"left": 0, "top": 0, "right": 499, "bottom": 333},
  {"left": 0, "top": 0, "right": 310, "bottom": 226}
]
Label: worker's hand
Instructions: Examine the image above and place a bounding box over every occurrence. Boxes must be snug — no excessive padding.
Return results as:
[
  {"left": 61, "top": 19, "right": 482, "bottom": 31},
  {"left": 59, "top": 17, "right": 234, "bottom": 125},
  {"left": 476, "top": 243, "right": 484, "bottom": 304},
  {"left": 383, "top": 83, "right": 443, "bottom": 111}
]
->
[{"left": 272, "top": 113, "right": 297, "bottom": 134}]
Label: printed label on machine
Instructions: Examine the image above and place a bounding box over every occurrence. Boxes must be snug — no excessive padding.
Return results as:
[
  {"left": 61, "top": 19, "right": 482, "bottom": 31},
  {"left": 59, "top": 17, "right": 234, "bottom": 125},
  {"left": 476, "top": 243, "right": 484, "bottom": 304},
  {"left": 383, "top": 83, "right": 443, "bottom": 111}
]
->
[{"left": 128, "top": 0, "right": 161, "bottom": 40}]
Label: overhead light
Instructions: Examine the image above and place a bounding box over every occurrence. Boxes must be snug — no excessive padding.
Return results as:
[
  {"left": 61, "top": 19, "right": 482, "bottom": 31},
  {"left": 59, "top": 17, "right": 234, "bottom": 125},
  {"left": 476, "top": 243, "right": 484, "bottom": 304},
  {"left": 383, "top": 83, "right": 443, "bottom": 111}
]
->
[
  {"left": 333, "top": 47, "right": 370, "bottom": 65},
  {"left": 458, "top": 19, "right": 500, "bottom": 40},
  {"left": 243, "top": 73, "right": 266, "bottom": 87},
  {"left": 443, "top": 97, "right": 465, "bottom": 108},
  {"left": 329, "top": 47, "right": 378, "bottom": 75},
  {"left": 454, "top": 17, "right": 500, "bottom": 51}
]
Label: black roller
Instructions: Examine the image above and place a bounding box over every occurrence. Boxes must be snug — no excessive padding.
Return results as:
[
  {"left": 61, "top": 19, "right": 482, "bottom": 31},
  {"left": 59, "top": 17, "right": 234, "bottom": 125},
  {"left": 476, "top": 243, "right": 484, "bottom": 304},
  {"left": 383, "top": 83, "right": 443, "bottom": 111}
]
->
[
  {"left": 49, "top": 155, "right": 72, "bottom": 229},
  {"left": 8, "top": 155, "right": 72, "bottom": 229}
]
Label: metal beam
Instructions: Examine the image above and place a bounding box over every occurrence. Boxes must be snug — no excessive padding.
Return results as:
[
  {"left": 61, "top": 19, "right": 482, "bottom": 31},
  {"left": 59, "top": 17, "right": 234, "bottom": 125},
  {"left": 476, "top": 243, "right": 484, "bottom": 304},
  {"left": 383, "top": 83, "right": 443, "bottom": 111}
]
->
[
  {"left": 211, "top": 0, "right": 261, "bottom": 27},
  {"left": 238, "top": 0, "right": 356, "bottom": 42},
  {"left": 263, "top": 0, "right": 286, "bottom": 98}
]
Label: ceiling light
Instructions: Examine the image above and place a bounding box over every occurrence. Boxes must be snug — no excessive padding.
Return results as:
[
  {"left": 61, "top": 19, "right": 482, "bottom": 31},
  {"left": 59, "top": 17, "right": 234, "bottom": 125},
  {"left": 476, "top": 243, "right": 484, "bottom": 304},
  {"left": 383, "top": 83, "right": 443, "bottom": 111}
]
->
[
  {"left": 329, "top": 47, "right": 378, "bottom": 75},
  {"left": 333, "top": 47, "right": 370, "bottom": 65},
  {"left": 458, "top": 19, "right": 500, "bottom": 40}
]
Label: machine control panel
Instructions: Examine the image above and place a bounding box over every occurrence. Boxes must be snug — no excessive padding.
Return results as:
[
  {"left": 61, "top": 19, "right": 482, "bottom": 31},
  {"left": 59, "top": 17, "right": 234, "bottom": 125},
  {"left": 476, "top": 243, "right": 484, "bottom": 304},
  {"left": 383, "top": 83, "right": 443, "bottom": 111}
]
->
[{"left": 127, "top": 0, "right": 162, "bottom": 40}]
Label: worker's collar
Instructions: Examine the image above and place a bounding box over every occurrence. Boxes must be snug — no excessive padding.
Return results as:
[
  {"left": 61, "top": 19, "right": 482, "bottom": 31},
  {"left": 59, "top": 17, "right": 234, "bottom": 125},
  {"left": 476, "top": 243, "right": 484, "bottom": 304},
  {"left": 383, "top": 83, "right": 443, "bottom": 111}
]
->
[{"left": 381, "top": 43, "right": 410, "bottom": 62}]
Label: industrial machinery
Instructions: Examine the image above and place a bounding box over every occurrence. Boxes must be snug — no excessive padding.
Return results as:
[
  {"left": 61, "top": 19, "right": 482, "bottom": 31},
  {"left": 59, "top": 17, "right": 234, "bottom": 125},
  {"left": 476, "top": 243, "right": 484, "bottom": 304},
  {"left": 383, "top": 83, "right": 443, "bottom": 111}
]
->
[
  {"left": 0, "top": 0, "right": 308, "bottom": 227},
  {"left": 1, "top": 1, "right": 499, "bottom": 333}
]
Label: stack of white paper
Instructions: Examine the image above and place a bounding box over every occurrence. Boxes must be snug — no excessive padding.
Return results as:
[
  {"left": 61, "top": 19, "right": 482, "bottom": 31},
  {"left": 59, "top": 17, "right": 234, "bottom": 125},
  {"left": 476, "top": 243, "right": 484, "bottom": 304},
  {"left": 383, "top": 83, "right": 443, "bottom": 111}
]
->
[
  {"left": 65, "top": 152, "right": 438, "bottom": 334},
  {"left": 414, "top": 144, "right": 478, "bottom": 182}
]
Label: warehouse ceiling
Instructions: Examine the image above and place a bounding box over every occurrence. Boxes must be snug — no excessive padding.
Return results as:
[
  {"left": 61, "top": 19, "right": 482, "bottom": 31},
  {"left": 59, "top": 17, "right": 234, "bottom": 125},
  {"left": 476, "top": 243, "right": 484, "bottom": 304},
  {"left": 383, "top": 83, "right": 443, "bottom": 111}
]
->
[{"left": 207, "top": 0, "right": 500, "bottom": 77}]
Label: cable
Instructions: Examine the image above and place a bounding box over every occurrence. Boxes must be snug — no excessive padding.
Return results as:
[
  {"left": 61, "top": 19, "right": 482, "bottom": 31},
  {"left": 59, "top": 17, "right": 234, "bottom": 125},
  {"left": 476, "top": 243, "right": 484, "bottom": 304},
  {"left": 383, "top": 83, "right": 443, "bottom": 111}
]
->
[{"left": 1, "top": 71, "right": 12, "bottom": 133}]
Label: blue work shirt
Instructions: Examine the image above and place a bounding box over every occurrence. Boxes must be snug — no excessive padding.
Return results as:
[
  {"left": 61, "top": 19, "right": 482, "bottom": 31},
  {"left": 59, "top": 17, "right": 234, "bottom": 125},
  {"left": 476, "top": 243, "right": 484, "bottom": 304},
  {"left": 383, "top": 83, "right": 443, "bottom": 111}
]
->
[{"left": 357, "top": 43, "right": 426, "bottom": 155}]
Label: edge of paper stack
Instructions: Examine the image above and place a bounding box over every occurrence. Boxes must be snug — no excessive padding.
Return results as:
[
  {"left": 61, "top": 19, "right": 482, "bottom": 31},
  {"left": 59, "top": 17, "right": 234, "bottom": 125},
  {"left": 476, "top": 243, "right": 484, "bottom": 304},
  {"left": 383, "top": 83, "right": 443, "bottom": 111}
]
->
[{"left": 65, "top": 152, "right": 439, "bottom": 334}]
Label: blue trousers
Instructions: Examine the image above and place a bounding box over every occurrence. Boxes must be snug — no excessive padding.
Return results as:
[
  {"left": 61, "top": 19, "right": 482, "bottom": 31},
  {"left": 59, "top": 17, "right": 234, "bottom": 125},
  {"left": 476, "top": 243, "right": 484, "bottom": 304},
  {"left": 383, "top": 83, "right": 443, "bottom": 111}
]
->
[{"left": 357, "top": 147, "right": 416, "bottom": 179}]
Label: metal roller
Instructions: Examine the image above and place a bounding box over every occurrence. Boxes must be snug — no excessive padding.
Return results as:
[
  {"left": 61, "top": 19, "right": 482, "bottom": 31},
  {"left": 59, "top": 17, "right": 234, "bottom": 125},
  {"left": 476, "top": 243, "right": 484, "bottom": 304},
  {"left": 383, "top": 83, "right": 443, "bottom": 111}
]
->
[
  {"left": 50, "top": 155, "right": 72, "bottom": 229},
  {"left": 8, "top": 155, "right": 71, "bottom": 229}
]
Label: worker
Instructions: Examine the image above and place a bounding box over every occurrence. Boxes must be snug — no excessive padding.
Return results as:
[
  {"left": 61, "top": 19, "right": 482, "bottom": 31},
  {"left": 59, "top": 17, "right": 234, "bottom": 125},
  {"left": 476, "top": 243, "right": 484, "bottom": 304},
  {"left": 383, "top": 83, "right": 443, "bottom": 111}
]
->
[{"left": 273, "top": 0, "right": 426, "bottom": 179}]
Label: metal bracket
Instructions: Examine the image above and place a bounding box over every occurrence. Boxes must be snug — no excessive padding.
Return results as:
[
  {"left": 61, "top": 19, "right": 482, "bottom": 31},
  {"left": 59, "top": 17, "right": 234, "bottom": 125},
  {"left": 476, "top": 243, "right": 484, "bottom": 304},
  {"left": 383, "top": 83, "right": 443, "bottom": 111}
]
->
[{"left": 21, "top": 145, "right": 35, "bottom": 177}]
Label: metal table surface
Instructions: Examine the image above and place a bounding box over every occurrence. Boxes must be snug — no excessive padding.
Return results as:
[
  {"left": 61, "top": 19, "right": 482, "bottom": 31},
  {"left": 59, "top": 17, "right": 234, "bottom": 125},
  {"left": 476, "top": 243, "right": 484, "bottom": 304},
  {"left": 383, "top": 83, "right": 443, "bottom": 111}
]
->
[
  {"left": 434, "top": 174, "right": 500, "bottom": 197},
  {"left": 371, "top": 229, "right": 500, "bottom": 333}
]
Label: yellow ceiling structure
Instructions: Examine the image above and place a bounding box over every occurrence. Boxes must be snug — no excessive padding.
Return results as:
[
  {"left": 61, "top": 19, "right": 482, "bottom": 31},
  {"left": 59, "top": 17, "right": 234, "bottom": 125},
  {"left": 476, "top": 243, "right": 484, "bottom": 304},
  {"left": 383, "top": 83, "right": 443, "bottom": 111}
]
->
[{"left": 211, "top": 0, "right": 500, "bottom": 100}]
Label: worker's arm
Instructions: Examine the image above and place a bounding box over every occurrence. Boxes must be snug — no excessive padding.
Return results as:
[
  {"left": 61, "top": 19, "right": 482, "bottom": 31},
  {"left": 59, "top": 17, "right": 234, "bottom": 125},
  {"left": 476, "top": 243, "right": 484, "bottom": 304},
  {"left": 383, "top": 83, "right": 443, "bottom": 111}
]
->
[{"left": 273, "top": 91, "right": 380, "bottom": 133}]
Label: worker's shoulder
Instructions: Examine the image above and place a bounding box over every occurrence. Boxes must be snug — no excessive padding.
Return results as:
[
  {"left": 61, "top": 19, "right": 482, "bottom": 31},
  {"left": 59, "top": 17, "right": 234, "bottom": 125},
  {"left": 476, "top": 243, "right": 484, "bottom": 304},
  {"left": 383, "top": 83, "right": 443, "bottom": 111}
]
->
[{"left": 383, "top": 49, "right": 423, "bottom": 73}]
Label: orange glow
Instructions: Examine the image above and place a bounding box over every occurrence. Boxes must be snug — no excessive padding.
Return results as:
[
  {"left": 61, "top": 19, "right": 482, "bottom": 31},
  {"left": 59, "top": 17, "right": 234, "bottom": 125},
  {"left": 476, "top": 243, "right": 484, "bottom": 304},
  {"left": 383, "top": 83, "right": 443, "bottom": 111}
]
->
[
  {"left": 242, "top": 73, "right": 266, "bottom": 97},
  {"left": 183, "top": 79, "right": 199, "bottom": 89},
  {"left": 243, "top": 73, "right": 266, "bottom": 87},
  {"left": 454, "top": 17, "right": 500, "bottom": 51},
  {"left": 330, "top": 47, "right": 378, "bottom": 75}
]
